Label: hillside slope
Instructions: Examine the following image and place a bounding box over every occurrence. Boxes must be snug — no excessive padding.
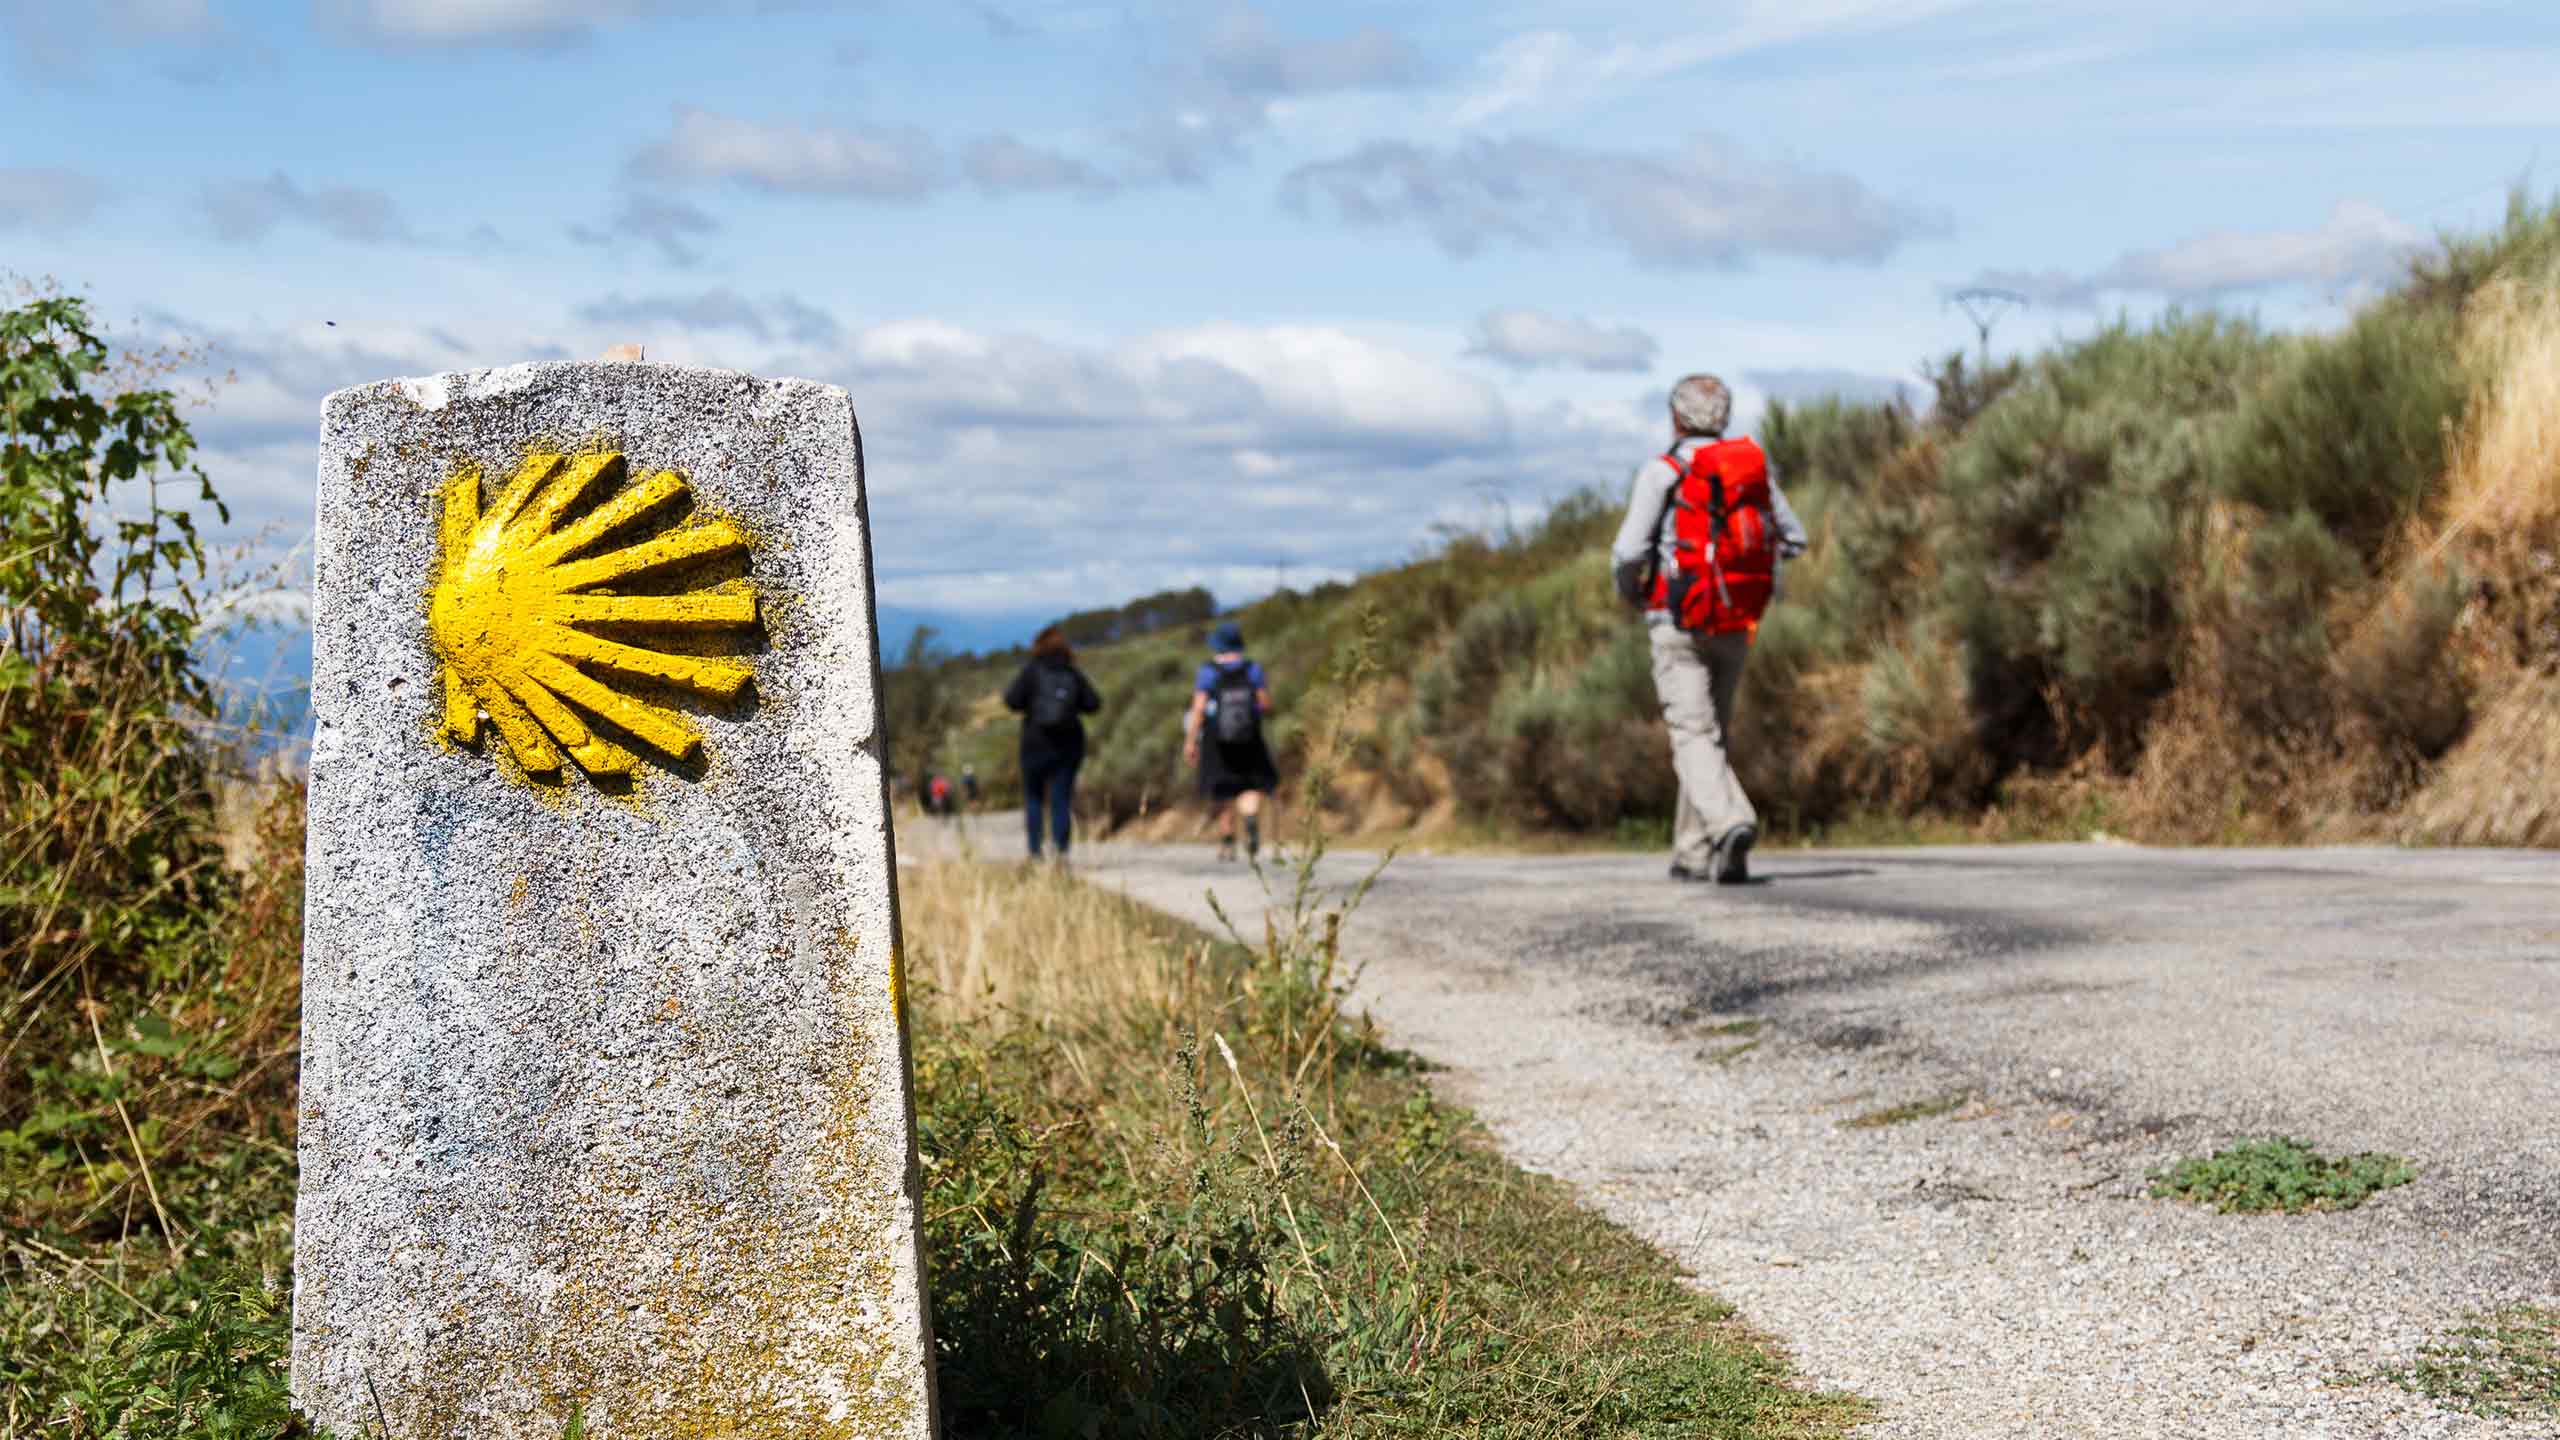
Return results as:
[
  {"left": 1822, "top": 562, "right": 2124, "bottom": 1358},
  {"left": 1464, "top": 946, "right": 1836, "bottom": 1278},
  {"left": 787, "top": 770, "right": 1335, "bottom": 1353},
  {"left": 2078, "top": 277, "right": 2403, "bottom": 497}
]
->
[{"left": 906, "top": 194, "right": 2560, "bottom": 851}]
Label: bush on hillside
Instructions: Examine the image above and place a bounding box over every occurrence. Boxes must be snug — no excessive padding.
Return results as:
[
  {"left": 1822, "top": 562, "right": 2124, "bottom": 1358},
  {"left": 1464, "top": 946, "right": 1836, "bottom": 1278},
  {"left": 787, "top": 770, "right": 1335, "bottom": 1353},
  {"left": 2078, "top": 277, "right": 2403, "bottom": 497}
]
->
[
  {"left": 2214, "top": 301, "right": 2469, "bottom": 562},
  {"left": 1937, "top": 312, "right": 2282, "bottom": 765},
  {"left": 1921, "top": 348, "right": 2027, "bottom": 432}
]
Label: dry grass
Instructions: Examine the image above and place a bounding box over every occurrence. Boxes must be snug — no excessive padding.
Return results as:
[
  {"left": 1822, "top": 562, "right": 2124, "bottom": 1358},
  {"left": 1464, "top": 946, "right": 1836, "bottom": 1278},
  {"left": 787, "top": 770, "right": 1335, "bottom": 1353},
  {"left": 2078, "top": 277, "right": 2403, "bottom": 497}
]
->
[
  {"left": 2401, "top": 259, "right": 2560, "bottom": 844},
  {"left": 2434, "top": 261, "right": 2560, "bottom": 562},
  {"left": 901, "top": 853, "right": 1205, "bottom": 1036}
]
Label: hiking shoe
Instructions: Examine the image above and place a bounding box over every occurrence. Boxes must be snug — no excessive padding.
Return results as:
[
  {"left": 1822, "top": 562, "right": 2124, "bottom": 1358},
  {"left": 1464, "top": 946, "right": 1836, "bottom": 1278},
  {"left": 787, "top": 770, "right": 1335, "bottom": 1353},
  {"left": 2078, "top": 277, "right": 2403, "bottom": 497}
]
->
[
  {"left": 1667, "top": 861, "right": 1711, "bottom": 883},
  {"left": 1711, "top": 825, "right": 1757, "bottom": 885}
]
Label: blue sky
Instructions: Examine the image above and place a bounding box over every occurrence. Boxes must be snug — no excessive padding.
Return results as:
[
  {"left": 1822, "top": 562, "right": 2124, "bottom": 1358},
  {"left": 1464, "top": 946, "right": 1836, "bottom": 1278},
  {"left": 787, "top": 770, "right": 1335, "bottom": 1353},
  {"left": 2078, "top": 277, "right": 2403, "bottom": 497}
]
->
[{"left": 5, "top": 0, "right": 2556, "bottom": 651}]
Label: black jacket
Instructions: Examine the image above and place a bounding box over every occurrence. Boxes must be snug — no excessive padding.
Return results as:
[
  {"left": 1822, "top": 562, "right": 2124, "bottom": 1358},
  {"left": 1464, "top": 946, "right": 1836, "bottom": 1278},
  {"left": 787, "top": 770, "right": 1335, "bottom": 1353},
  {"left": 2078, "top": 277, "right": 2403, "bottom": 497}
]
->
[{"left": 1003, "top": 655, "right": 1103, "bottom": 766}]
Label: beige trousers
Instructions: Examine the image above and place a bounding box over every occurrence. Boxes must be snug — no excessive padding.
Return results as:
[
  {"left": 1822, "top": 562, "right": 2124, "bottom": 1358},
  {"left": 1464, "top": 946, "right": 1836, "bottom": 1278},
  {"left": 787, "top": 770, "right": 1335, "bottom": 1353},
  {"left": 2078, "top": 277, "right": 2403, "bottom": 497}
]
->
[{"left": 1648, "top": 624, "right": 1756, "bottom": 868}]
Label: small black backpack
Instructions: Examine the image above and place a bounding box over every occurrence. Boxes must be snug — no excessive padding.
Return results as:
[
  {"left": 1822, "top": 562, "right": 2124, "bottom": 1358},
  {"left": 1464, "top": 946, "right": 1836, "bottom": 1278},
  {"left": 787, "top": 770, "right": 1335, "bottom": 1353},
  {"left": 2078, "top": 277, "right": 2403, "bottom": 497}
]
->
[
  {"left": 1030, "top": 666, "right": 1082, "bottom": 732},
  {"left": 1210, "top": 661, "right": 1260, "bottom": 745}
]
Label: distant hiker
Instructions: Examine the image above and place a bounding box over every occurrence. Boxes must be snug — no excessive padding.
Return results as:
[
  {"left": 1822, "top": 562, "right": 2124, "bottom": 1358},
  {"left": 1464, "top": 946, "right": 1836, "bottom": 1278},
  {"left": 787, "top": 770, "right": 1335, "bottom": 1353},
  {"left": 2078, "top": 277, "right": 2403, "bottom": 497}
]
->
[
  {"left": 1612, "top": 373, "right": 1808, "bottom": 884},
  {"left": 960, "top": 764, "right": 980, "bottom": 810},
  {"left": 928, "top": 773, "right": 952, "bottom": 819},
  {"left": 1003, "top": 625, "right": 1104, "bottom": 860},
  {"left": 1184, "top": 621, "right": 1278, "bottom": 862}
]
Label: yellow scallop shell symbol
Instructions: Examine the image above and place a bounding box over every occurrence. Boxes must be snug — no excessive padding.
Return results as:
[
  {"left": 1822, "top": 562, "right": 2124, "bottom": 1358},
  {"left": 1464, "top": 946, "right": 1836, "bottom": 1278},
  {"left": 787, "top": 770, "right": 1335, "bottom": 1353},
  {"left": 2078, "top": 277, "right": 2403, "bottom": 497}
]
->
[{"left": 428, "top": 451, "right": 756, "bottom": 781}]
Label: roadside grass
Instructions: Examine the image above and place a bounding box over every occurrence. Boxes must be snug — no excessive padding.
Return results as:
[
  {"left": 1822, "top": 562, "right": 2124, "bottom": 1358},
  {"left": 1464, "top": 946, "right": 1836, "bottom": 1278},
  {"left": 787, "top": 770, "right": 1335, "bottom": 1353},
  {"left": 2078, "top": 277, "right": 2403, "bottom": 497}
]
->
[
  {"left": 2389, "top": 1307, "right": 2560, "bottom": 1421},
  {"left": 1841, "top": 1093, "right": 1972, "bottom": 1129},
  {"left": 1, "top": 782, "right": 309, "bottom": 1438},
  {"left": 903, "top": 852, "right": 1868, "bottom": 1437},
  {"left": 2147, "top": 1137, "right": 2417, "bottom": 1214}
]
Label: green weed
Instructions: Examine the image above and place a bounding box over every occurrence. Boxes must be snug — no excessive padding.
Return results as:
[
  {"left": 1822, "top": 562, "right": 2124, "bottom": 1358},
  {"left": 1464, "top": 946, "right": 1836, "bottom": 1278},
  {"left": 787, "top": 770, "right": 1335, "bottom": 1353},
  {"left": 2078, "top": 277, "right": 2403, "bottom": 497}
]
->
[
  {"left": 2148, "top": 1137, "right": 2416, "bottom": 1214},
  {"left": 2390, "top": 1306, "right": 2560, "bottom": 1420}
]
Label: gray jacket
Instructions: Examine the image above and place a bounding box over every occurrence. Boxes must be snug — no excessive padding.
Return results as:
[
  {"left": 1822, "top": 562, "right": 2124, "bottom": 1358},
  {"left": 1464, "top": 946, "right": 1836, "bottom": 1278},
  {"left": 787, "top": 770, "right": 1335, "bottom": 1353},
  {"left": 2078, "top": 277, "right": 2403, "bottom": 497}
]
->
[{"left": 1609, "top": 433, "right": 1809, "bottom": 626}]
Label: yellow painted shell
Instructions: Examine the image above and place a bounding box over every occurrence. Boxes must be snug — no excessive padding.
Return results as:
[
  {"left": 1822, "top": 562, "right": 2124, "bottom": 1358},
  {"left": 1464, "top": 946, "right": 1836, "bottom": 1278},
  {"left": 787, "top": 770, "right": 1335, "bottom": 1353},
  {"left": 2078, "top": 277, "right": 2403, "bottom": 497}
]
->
[{"left": 428, "top": 451, "right": 755, "bottom": 780}]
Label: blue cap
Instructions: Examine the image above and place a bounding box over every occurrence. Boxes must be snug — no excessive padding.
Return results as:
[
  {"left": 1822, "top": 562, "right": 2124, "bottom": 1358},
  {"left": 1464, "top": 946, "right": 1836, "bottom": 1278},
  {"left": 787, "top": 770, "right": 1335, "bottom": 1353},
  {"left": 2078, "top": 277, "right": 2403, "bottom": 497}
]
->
[{"left": 1209, "top": 621, "right": 1244, "bottom": 652}]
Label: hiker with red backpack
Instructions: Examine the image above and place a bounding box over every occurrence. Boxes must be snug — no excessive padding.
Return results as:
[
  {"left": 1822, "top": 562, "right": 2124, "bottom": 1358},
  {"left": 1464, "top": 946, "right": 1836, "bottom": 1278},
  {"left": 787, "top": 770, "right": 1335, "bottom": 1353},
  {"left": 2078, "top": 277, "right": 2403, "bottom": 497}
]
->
[
  {"left": 1612, "top": 373, "right": 1808, "bottom": 885},
  {"left": 1183, "top": 621, "right": 1279, "bottom": 863}
]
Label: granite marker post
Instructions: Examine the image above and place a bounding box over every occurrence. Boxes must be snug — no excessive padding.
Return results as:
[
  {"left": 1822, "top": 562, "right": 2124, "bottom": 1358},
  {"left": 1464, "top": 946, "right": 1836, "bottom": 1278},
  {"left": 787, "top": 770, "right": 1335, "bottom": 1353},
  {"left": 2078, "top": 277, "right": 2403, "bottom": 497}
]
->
[{"left": 294, "top": 362, "right": 935, "bottom": 1438}]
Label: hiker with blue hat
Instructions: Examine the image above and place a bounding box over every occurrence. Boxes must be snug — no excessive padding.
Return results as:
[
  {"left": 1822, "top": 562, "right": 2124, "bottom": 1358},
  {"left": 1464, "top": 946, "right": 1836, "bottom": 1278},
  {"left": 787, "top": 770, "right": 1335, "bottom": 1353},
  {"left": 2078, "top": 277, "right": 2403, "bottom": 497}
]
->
[{"left": 1183, "top": 620, "right": 1279, "bottom": 862}]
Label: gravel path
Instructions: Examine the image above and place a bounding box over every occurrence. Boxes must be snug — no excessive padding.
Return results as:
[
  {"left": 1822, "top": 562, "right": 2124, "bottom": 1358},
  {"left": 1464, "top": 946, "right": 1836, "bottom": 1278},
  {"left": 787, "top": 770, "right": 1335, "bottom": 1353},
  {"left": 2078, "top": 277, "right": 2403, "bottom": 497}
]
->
[{"left": 1005, "top": 827, "right": 2560, "bottom": 1439}]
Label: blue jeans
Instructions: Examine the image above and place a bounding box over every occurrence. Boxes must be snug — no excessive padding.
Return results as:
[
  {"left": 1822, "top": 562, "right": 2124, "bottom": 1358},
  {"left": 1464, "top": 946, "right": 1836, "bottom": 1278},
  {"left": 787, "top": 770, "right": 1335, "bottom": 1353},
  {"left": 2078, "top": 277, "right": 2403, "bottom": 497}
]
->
[{"left": 1023, "top": 754, "right": 1080, "bottom": 856}]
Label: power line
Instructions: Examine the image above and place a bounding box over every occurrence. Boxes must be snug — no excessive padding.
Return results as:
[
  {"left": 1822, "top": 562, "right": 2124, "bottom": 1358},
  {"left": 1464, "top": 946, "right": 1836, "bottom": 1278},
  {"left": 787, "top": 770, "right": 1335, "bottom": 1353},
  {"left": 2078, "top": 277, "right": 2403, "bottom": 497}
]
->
[{"left": 1947, "top": 286, "right": 2028, "bottom": 372}]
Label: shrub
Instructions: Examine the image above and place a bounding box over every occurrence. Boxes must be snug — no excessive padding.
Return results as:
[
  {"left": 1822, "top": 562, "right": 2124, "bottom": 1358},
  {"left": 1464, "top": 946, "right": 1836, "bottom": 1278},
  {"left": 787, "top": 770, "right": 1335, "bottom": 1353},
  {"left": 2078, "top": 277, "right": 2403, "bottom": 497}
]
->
[
  {"left": 2213, "top": 299, "right": 2468, "bottom": 563},
  {"left": 2, "top": 294, "right": 230, "bottom": 1008},
  {"left": 1938, "top": 312, "right": 2281, "bottom": 766},
  {"left": 2149, "top": 1137, "right": 2416, "bottom": 1214}
]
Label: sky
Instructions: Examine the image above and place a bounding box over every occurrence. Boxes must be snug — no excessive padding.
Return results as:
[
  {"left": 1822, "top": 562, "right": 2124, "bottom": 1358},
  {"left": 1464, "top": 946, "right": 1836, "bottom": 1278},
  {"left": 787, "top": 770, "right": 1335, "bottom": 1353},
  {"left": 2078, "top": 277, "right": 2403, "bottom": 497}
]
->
[{"left": 5, "top": 0, "right": 2557, "bottom": 652}]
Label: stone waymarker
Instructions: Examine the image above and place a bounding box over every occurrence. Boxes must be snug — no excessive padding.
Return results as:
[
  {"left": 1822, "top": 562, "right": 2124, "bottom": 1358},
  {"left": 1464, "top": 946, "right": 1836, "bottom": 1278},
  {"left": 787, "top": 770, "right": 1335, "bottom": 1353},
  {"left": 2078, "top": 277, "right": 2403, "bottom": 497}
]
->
[{"left": 294, "top": 362, "right": 936, "bottom": 1438}]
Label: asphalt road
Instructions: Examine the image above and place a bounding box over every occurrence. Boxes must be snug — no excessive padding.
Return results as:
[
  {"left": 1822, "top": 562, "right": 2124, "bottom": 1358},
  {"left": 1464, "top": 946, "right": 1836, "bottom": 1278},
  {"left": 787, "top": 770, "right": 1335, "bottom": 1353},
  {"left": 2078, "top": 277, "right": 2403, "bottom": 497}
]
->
[{"left": 936, "top": 819, "right": 2560, "bottom": 1437}]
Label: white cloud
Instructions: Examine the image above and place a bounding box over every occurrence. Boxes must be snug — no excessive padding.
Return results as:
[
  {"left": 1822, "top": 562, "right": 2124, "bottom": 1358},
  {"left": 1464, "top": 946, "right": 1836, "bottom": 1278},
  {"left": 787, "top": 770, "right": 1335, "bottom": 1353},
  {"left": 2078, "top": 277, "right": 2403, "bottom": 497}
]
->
[
  {"left": 852, "top": 319, "right": 997, "bottom": 369},
  {"left": 575, "top": 289, "right": 841, "bottom": 346},
  {"left": 630, "top": 107, "right": 943, "bottom": 200},
  {"left": 0, "top": 167, "right": 108, "bottom": 233},
  {"left": 1747, "top": 367, "right": 1920, "bottom": 406},
  {"left": 1281, "top": 134, "right": 1948, "bottom": 269},
  {"left": 139, "top": 298, "right": 1662, "bottom": 626},
  {"left": 1201, "top": 2, "right": 1421, "bottom": 98},
  {"left": 567, "top": 191, "right": 721, "bottom": 266},
  {"left": 198, "top": 172, "right": 413, "bottom": 245},
  {"left": 316, "top": 0, "right": 789, "bottom": 48},
  {"left": 961, "top": 135, "right": 1117, "bottom": 195},
  {"left": 1966, "top": 200, "right": 2429, "bottom": 308},
  {"left": 1450, "top": 0, "right": 1987, "bottom": 125},
  {"left": 1126, "top": 323, "right": 1510, "bottom": 452},
  {"left": 1114, "top": 2, "right": 1430, "bottom": 184},
  {"left": 1467, "top": 309, "right": 1657, "bottom": 372},
  {"left": 2105, "top": 201, "right": 2426, "bottom": 298}
]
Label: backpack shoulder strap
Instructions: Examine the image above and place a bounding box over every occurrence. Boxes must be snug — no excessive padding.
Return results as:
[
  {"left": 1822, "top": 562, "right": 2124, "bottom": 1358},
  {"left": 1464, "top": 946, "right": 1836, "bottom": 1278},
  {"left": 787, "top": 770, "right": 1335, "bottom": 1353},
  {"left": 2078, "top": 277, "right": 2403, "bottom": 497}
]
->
[
  {"left": 1682, "top": 439, "right": 1727, "bottom": 524},
  {"left": 1660, "top": 448, "right": 1696, "bottom": 514}
]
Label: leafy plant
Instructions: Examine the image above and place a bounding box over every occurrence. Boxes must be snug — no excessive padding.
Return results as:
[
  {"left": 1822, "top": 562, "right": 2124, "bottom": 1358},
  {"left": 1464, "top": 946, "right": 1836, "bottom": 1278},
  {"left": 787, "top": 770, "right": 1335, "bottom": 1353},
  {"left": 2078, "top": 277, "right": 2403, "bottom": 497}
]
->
[
  {"left": 2390, "top": 1307, "right": 2560, "bottom": 1420},
  {"left": 2148, "top": 1137, "right": 2416, "bottom": 1214},
  {"left": 3, "top": 291, "right": 231, "bottom": 1029}
]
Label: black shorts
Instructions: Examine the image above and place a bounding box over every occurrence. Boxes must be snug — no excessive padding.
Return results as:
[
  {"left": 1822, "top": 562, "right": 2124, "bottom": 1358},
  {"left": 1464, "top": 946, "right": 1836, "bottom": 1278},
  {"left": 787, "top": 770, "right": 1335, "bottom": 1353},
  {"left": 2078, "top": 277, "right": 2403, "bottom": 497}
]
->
[{"left": 1198, "top": 735, "right": 1279, "bottom": 800}]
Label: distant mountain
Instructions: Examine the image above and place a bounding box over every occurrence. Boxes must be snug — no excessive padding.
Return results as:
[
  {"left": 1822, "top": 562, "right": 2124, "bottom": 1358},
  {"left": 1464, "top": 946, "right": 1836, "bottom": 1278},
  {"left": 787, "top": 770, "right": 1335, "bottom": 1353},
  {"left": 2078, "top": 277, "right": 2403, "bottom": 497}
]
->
[
  {"left": 197, "top": 619, "right": 313, "bottom": 759},
  {"left": 875, "top": 606, "right": 1051, "bottom": 659}
]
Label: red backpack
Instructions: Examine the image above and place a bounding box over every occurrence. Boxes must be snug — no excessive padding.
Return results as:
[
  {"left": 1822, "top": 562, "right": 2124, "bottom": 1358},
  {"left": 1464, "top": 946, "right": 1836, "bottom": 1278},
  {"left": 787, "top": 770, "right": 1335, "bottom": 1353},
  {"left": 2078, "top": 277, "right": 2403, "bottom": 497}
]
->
[{"left": 1648, "top": 436, "right": 1778, "bottom": 636}]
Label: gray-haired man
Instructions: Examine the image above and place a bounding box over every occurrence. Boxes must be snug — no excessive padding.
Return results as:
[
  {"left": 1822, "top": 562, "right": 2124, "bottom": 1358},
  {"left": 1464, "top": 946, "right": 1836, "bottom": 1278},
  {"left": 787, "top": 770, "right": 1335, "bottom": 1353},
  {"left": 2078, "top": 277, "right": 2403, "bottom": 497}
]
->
[{"left": 1611, "top": 373, "right": 1808, "bottom": 884}]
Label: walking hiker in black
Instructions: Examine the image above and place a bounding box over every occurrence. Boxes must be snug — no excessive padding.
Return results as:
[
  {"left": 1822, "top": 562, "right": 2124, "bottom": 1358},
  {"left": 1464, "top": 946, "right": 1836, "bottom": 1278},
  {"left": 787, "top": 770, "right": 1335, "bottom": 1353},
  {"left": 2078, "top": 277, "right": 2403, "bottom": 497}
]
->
[
  {"left": 1003, "top": 625, "right": 1104, "bottom": 860},
  {"left": 1183, "top": 621, "right": 1278, "bottom": 862}
]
